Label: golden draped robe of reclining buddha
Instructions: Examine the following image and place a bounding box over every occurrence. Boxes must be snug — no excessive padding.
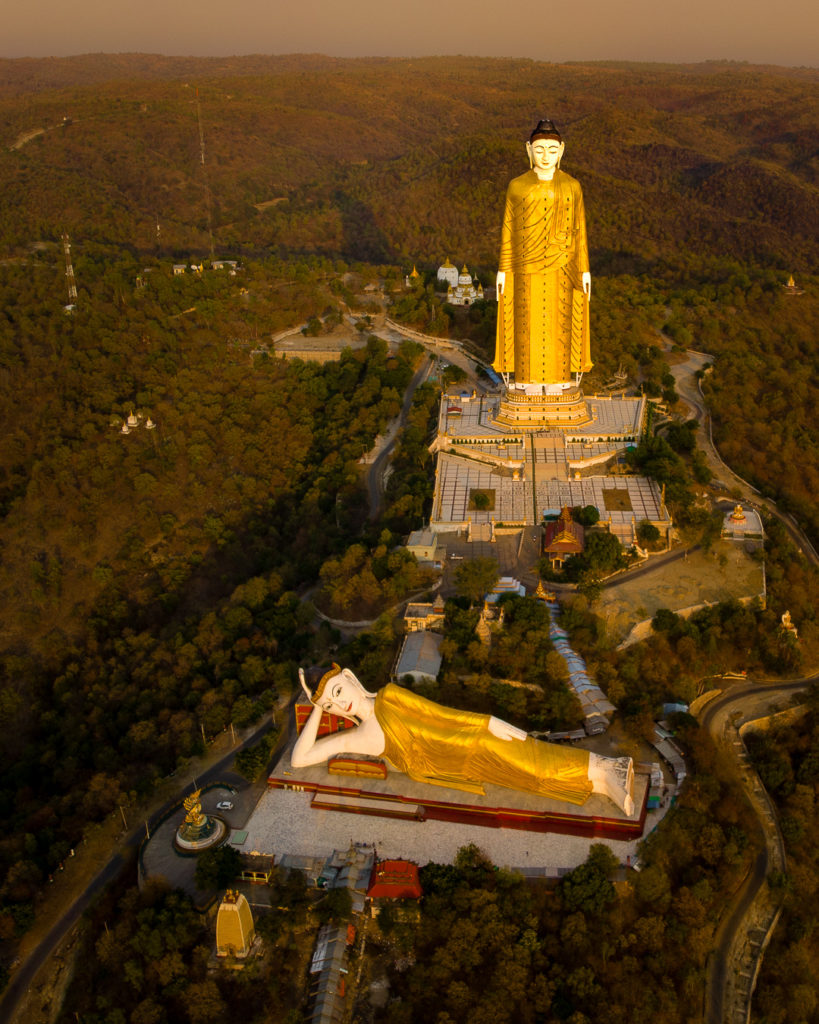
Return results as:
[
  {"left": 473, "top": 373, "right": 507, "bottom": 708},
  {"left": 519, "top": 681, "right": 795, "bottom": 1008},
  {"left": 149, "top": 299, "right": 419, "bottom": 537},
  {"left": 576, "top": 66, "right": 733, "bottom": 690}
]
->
[
  {"left": 374, "top": 682, "right": 593, "bottom": 804},
  {"left": 291, "top": 666, "right": 634, "bottom": 814}
]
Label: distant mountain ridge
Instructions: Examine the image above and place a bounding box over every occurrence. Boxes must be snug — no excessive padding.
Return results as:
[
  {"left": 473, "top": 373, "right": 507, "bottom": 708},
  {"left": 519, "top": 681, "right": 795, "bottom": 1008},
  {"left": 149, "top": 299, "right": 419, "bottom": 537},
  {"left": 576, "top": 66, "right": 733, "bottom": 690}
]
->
[{"left": 1, "top": 53, "right": 818, "bottom": 93}]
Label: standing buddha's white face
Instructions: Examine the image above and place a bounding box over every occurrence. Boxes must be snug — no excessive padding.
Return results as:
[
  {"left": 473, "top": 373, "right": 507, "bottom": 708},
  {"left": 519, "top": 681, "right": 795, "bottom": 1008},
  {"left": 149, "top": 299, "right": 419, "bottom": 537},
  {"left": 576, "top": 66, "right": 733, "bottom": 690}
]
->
[
  {"left": 528, "top": 137, "right": 564, "bottom": 177},
  {"left": 319, "top": 669, "right": 367, "bottom": 719}
]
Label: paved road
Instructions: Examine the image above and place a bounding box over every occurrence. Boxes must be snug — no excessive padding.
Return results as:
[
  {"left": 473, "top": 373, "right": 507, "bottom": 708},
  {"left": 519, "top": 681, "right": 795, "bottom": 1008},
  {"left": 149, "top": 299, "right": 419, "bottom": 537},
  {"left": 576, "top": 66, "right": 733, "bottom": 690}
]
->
[
  {"left": 0, "top": 717, "right": 278, "bottom": 1024},
  {"left": 698, "top": 677, "right": 817, "bottom": 1024},
  {"left": 666, "top": 345, "right": 712, "bottom": 424},
  {"left": 603, "top": 543, "right": 701, "bottom": 590}
]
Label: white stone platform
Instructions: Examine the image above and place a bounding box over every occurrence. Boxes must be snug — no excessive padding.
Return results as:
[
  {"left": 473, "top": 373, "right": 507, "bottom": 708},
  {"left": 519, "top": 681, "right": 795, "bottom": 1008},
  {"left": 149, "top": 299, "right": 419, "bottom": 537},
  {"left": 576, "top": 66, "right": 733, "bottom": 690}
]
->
[
  {"left": 430, "top": 386, "right": 670, "bottom": 539},
  {"left": 437, "top": 391, "right": 644, "bottom": 445},
  {"left": 432, "top": 450, "right": 668, "bottom": 541},
  {"left": 240, "top": 784, "right": 647, "bottom": 876}
]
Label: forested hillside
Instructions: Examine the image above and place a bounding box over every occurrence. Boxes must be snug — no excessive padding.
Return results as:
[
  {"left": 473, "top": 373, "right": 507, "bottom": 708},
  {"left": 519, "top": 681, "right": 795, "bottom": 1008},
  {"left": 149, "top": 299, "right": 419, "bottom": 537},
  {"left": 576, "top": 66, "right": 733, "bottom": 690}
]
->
[
  {"left": 0, "top": 244, "right": 428, "bottom": 955},
  {"left": 748, "top": 699, "right": 819, "bottom": 1024},
  {"left": 2, "top": 55, "right": 818, "bottom": 538},
  {"left": 1, "top": 56, "right": 817, "bottom": 265},
  {"left": 1, "top": 54, "right": 819, "bottom": 992}
]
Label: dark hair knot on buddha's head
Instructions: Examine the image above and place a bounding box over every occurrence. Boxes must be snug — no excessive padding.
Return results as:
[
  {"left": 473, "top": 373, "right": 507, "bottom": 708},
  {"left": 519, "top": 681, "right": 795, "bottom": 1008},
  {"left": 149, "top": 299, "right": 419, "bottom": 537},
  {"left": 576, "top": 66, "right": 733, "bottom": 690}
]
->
[{"left": 529, "top": 119, "right": 562, "bottom": 143}]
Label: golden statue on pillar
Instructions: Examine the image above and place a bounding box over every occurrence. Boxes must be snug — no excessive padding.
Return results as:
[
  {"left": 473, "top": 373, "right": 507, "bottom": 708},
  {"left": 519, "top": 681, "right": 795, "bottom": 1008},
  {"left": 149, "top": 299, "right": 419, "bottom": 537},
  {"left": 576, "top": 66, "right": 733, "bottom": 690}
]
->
[
  {"left": 183, "top": 790, "right": 206, "bottom": 827},
  {"left": 493, "top": 119, "right": 593, "bottom": 428},
  {"left": 176, "top": 788, "right": 226, "bottom": 851}
]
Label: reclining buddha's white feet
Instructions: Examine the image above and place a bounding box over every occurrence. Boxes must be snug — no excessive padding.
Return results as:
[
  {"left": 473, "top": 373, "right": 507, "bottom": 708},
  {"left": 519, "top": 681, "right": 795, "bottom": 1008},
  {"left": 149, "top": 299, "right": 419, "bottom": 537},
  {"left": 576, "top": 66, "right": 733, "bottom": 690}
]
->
[{"left": 588, "top": 753, "right": 635, "bottom": 816}]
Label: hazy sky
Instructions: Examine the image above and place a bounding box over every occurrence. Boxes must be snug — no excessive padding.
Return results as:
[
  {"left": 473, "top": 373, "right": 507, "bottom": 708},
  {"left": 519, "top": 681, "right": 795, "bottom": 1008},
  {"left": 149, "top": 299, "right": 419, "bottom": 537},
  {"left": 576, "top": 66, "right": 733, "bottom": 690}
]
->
[{"left": 3, "top": 0, "right": 818, "bottom": 67}]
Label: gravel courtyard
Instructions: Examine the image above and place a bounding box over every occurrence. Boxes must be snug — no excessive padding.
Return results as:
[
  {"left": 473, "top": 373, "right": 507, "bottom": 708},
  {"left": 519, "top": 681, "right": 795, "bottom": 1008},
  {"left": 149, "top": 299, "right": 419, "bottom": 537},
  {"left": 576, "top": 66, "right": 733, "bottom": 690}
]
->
[{"left": 599, "top": 540, "right": 765, "bottom": 642}]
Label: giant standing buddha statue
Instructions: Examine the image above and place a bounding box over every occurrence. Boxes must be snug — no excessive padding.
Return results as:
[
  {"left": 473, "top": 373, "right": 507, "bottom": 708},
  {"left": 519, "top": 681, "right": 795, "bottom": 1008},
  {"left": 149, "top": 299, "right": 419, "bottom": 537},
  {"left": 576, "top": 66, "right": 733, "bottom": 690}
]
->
[{"left": 493, "top": 119, "right": 593, "bottom": 427}]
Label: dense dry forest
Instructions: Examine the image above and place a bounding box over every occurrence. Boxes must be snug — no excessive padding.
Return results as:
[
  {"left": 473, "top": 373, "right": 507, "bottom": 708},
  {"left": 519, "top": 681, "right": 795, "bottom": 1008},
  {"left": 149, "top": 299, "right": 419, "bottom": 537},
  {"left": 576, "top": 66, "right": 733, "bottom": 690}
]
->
[
  {"left": 1, "top": 53, "right": 817, "bottom": 529},
  {"left": 1, "top": 55, "right": 818, "bottom": 263},
  {"left": 2, "top": 53, "right": 819, "bottom": 1019}
]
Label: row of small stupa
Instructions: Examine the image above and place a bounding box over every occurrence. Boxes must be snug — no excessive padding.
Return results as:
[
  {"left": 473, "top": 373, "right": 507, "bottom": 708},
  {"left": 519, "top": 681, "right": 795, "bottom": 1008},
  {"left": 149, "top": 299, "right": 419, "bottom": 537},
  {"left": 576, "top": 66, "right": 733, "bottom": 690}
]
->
[{"left": 112, "top": 410, "right": 156, "bottom": 434}]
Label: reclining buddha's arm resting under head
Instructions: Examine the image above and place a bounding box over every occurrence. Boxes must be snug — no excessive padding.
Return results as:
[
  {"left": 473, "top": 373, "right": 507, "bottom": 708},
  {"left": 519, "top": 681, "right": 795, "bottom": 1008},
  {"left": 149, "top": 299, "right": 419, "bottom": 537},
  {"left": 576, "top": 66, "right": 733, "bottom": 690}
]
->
[{"left": 290, "top": 667, "right": 385, "bottom": 768}]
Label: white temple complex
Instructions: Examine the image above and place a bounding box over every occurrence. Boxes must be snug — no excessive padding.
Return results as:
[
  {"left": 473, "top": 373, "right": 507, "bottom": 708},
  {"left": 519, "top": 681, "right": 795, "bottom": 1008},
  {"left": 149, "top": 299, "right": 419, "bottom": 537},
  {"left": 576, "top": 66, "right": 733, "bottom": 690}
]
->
[{"left": 446, "top": 265, "right": 484, "bottom": 307}]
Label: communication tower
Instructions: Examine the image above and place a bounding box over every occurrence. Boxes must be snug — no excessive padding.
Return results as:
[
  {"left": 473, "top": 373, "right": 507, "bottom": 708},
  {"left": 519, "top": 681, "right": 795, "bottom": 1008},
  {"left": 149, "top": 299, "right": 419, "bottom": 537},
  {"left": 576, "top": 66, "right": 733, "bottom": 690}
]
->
[{"left": 195, "top": 88, "right": 215, "bottom": 260}]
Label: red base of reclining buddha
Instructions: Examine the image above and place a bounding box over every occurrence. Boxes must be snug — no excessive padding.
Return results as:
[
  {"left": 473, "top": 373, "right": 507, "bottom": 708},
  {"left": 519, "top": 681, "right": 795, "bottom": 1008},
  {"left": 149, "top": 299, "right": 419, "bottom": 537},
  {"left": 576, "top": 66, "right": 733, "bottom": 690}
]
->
[{"left": 268, "top": 754, "right": 647, "bottom": 841}]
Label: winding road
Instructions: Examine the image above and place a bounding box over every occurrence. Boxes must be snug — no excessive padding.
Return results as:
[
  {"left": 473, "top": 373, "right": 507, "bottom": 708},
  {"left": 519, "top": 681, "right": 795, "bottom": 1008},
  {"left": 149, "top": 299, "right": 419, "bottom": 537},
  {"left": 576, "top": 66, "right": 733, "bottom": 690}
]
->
[
  {"left": 656, "top": 342, "right": 819, "bottom": 1022},
  {"left": 365, "top": 353, "right": 433, "bottom": 519},
  {"left": 697, "top": 678, "right": 815, "bottom": 1024},
  {"left": 667, "top": 344, "right": 819, "bottom": 567}
]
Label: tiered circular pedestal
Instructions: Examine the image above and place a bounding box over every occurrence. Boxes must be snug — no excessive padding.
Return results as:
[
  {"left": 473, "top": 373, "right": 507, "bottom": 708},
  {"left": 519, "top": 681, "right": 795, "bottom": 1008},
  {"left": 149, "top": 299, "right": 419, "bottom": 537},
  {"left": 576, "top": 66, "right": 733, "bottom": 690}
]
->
[
  {"left": 175, "top": 815, "right": 226, "bottom": 853},
  {"left": 493, "top": 385, "right": 592, "bottom": 429}
]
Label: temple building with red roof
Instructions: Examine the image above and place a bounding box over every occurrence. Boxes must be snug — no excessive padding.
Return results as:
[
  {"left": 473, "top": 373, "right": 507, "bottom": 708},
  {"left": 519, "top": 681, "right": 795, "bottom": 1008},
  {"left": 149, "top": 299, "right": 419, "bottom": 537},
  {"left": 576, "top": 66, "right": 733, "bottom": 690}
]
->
[
  {"left": 543, "top": 507, "right": 585, "bottom": 567},
  {"left": 367, "top": 859, "right": 423, "bottom": 901}
]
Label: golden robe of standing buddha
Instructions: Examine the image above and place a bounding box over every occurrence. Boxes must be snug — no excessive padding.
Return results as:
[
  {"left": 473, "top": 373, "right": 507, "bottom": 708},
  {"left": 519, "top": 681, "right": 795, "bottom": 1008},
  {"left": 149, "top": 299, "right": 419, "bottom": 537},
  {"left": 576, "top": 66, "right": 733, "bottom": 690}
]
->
[{"left": 494, "top": 119, "right": 592, "bottom": 385}]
